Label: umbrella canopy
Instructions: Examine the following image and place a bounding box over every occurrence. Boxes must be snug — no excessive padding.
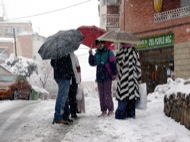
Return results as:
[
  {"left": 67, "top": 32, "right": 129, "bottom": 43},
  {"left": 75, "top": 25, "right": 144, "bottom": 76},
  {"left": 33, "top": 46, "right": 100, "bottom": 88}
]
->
[
  {"left": 107, "top": 43, "right": 115, "bottom": 50},
  {"left": 77, "top": 25, "right": 112, "bottom": 48},
  {"left": 97, "top": 30, "right": 142, "bottom": 44},
  {"left": 38, "top": 29, "right": 84, "bottom": 60}
]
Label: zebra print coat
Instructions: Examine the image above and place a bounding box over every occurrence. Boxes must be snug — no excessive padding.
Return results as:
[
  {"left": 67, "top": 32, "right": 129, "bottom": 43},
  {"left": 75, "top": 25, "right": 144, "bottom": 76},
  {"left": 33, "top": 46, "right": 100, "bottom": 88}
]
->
[{"left": 116, "top": 46, "right": 141, "bottom": 101}]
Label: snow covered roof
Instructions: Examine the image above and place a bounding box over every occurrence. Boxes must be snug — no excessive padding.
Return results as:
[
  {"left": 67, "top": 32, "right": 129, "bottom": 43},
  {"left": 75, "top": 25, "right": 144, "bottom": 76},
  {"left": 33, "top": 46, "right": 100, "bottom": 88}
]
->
[
  {"left": 0, "top": 37, "right": 14, "bottom": 42},
  {"left": 0, "top": 65, "right": 12, "bottom": 74},
  {"left": 0, "top": 19, "right": 32, "bottom": 24}
]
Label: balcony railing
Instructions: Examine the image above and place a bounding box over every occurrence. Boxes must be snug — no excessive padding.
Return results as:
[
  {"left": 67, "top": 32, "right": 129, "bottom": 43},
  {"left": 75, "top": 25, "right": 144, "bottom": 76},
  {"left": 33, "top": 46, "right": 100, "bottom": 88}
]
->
[
  {"left": 154, "top": 6, "right": 190, "bottom": 22},
  {"left": 106, "top": 14, "right": 120, "bottom": 28}
]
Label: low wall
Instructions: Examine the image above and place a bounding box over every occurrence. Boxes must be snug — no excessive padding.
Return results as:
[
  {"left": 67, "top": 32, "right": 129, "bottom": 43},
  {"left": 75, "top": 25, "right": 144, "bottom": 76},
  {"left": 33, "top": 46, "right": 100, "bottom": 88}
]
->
[{"left": 164, "top": 92, "right": 190, "bottom": 130}]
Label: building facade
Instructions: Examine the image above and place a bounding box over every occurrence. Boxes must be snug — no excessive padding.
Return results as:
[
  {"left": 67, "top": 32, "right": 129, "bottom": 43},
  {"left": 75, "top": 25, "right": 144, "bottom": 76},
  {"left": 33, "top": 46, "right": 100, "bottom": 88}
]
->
[
  {"left": 98, "top": 0, "right": 120, "bottom": 31},
  {"left": 98, "top": 0, "right": 190, "bottom": 93},
  {"left": 118, "top": 0, "right": 190, "bottom": 92},
  {"left": 0, "top": 20, "right": 46, "bottom": 65},
  {"left": 32, "top": 33, "right": 46, "bottom": 63},
  {"left": 0, "top": 20, "right": 34, "bottom": 61}
]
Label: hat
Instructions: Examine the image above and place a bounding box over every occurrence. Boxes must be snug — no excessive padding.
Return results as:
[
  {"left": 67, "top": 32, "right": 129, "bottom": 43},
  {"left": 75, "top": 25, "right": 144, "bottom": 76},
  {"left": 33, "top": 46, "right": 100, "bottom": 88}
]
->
[
  {"left": 95, "top": 40, "right": 105, "bottom": 45},
  {"left": 95, "top": 40, "right": 100, "bottom": 45},
  {"left": 100, "top": 40, "right": 105, "bottom": 44}
]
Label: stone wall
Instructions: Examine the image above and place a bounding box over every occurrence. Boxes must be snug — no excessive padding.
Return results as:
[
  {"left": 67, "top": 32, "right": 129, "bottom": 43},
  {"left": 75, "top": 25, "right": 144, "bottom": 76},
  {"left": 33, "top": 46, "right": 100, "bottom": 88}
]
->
[{"left": 164, "top": 90, "right": 190, "bottom": 130}]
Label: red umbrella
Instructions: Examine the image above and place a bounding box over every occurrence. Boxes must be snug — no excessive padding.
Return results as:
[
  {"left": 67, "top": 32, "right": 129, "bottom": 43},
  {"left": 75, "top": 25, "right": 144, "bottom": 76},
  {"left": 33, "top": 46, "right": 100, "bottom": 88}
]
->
[
  {"left": 77, "top": 25, "right": 112, "bottom": 48},
  {"left": 107, "top": 43, "right": 115, "bottom": 50}
]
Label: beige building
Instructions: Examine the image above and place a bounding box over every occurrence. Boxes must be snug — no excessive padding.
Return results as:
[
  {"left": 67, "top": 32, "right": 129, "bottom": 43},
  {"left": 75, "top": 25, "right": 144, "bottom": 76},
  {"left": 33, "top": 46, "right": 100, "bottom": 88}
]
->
[
  {"left": 0, "top": 0, "right": 46, "bottom": 63},
  {"left": 98, "top": 0, "right": 190, "bottom": 93},
  {"left": 32, "top": 33, "right": 46, "bottom": 63},
  {"left": 0, "top": 20, "right": 34, "bottom": 61},
  {"left": 0, "top": 65, "right": 12, "bottom": 75}
]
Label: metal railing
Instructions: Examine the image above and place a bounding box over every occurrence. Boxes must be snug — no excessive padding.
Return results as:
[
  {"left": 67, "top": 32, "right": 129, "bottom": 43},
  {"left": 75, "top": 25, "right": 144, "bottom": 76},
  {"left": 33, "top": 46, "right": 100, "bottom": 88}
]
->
[
  {"left": 105, "top": 14, "right": 120, "bottom": 28},
  {"left": 154, "top": 6, "right": 190, "bottom": 22}
]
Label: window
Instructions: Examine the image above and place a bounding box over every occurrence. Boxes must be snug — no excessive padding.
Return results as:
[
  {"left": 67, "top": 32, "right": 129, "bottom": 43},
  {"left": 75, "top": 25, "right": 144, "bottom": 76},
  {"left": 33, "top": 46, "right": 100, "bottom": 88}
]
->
[
  {"left": 6, "top": 27, "right": 13, "bottom": 34},
  {"left": 6, "top": 27, "right": 24, "bottom": 34}
]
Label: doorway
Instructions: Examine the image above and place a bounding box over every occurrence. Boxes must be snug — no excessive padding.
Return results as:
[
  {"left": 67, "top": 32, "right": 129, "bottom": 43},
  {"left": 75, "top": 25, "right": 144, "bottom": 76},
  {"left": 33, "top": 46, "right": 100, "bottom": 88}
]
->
[{"left": 139, "top": 46, "right": 174, "bottom": 93}]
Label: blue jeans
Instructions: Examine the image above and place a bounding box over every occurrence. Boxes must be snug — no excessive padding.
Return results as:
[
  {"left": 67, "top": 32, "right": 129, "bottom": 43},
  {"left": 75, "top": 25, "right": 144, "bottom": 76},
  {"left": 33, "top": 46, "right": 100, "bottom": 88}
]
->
[{"left": 54, "top": 79, "right": 70, "bottom": 122}]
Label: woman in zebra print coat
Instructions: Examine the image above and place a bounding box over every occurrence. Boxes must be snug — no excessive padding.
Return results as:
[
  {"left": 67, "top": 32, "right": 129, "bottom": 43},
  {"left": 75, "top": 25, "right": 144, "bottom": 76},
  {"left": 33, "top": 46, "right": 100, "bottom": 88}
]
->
[{"left": 115, "top": 43, "right": 141, "bottom": 119}]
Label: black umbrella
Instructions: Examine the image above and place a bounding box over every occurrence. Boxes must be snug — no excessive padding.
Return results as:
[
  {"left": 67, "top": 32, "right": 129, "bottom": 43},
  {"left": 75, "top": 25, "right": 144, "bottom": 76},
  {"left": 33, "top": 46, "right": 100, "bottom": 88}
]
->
[{"left": 38, "top": 29, "right": 84, "bottom": 60}]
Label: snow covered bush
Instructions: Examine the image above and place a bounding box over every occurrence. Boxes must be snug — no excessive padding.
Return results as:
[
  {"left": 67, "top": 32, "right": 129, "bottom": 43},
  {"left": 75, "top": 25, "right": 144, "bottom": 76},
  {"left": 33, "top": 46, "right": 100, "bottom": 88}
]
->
[{"left": 1, "top": 54, "right": 37, "bottom": 77}]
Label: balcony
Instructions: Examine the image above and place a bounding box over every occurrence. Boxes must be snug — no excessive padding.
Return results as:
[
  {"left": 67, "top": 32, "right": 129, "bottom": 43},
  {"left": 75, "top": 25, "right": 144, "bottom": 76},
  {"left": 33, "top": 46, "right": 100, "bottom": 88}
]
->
[
  {"left": 104, "top": 14, "right": 120, "bottom": 28},
  {"left": 154, "top": 6, "right": 190, "bottom": 22}
]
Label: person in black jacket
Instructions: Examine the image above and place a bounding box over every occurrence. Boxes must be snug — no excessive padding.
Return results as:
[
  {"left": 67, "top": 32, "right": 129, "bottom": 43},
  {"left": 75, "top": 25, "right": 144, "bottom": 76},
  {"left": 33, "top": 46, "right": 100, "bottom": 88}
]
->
[{"left": 51, "top": 54, "right": 74, "bottom": 125}]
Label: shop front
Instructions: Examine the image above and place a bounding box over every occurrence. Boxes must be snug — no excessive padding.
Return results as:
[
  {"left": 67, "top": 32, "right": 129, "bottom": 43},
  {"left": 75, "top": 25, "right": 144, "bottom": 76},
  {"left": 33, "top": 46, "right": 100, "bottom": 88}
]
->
[{"left": 137, "top": 33, "right": 174, "bottom": 93}]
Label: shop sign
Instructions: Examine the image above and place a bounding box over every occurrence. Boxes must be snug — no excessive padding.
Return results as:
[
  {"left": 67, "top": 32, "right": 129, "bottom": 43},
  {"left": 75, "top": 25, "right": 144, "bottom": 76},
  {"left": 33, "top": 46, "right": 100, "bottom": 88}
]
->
[{"left": 136, "top": 33, "right": 174, "bottom": 49}]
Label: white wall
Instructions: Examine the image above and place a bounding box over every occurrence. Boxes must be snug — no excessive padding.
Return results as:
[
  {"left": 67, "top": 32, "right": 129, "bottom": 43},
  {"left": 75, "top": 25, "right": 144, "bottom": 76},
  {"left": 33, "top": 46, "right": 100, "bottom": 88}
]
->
[{"left": 32, "top": 34, "right": 46, "bottom": 64}]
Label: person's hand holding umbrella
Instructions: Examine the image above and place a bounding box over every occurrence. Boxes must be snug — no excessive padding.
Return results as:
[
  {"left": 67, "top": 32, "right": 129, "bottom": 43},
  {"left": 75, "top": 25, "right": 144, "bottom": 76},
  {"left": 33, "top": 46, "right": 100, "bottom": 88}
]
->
[{"left": 89, "top": 49, "right": 93, "bottom": 55}]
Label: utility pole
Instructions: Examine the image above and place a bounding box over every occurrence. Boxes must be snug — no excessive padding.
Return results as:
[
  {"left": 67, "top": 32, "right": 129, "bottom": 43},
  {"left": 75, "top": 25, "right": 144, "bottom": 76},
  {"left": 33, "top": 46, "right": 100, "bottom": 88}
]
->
[{"left": 13, "top": 28, "right": 17, "bottom": 57}]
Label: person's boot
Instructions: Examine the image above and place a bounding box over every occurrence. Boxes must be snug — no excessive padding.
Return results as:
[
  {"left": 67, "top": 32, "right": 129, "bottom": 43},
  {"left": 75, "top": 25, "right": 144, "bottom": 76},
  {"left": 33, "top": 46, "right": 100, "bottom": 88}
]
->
[
  {"left": 107, "top": 111, "right": 114, "bottom": 116},
  {"left": 66, "top": 118, "right": 74, "bottom": 122},
  {"left": 71, "top": 114, "right": 78, "bottom": 119},
  {"left": 52, "top": 119, "right": 70, "bottom": 125},
  {"left": 98, "top": 111, "right": 107, "bottom": 117}
]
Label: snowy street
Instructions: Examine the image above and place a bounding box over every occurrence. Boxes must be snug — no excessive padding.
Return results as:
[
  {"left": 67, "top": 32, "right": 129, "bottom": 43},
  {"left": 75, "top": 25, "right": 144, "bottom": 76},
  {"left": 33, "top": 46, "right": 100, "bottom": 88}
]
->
[
  {"left": 0, "top": 83, "right": 190, "bottom": 142},
  {"left": 0, "top": 101, "right": 44, "bottom": 142},
  {"left": 0, "top": 100, "right": 71, "bottom": 142}
]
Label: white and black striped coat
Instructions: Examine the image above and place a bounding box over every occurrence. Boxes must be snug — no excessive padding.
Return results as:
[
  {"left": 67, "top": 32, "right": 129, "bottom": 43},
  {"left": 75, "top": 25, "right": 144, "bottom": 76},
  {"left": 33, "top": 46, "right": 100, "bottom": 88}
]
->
[{"left": 116, "top": 46, "right": 141, "bottom": 101}]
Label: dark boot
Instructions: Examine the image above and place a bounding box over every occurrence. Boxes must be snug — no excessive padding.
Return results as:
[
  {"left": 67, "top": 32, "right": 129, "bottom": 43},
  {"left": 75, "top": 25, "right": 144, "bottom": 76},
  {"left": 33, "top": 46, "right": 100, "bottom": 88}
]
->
[
  {"left": 127, "top": 100, "right": 136, "bottom": 119},
  {"left": 71, "top": 113, "right": 78, "bottom": 119}
]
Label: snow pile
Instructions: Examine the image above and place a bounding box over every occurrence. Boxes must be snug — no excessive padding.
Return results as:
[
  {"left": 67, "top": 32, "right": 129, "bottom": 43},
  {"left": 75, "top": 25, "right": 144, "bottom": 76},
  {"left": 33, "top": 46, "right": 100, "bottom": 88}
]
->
[
  {"left": 1, "top": 54, "right": 37, "bottom": 77},
  {"left": 32, "top": 85, "right": 49, "bottom": 94},
  {"left": 149, "top": 78, "right": 190, "bottom": 99}
]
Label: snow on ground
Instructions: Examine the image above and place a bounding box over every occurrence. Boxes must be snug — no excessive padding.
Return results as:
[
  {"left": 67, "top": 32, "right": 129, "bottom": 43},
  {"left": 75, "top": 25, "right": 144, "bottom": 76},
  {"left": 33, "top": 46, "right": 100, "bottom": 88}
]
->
[{"left": 1, "top": 78, "right": 190, "bottom": 142}]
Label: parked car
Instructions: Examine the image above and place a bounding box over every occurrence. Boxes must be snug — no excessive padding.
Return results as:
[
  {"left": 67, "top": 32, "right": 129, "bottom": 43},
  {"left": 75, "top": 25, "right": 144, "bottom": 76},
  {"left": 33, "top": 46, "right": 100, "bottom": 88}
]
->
[{"left": 0, "top": 74, "right": 32, "bottom": 100}]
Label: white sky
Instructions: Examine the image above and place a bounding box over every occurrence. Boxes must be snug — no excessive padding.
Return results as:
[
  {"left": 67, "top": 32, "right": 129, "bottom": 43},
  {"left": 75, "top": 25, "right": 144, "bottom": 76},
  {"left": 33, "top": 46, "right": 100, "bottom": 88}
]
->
[
  {"left": 2, "top": 0, "right": 99, "bottom": 81},
  {"left": 3, "top": 0, "right": 99, "bottom": 37},
  {"left": 74, "top": 46, "right": 96, "bottom": 81},
  {"left": 0, "top": 79, "right": 190, "bottom": 141}
]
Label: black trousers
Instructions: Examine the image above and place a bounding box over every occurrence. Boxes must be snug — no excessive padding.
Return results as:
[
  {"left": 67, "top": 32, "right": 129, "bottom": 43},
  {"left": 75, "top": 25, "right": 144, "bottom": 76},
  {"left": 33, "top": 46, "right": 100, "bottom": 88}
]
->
[{"left": 68, "top": 79, "right": 78, "bottom": 116}]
